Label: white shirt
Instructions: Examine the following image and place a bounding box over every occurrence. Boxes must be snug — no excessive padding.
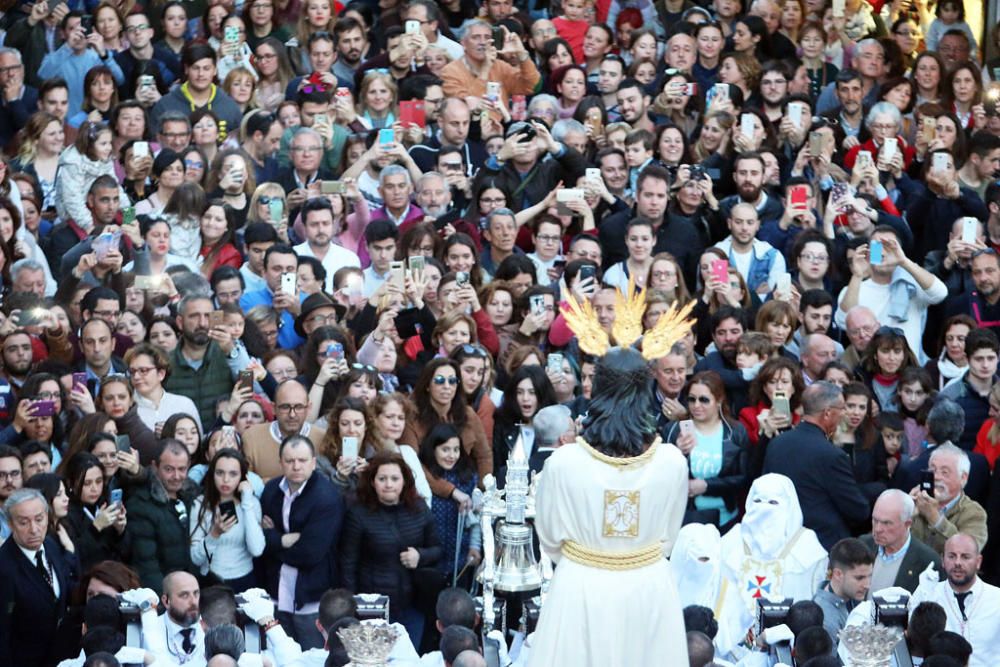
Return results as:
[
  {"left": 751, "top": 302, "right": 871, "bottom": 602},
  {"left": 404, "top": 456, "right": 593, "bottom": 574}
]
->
[
  {"left": 909, "top": 577, "right": 1000, "bottom": 667},
  {"left": 134, "top": 390, "right": 202, "bottom": 433},
  {"left": 142, "top": 611, "right": 205, "bottom": 666},
  {"left": 363, "top": 264, "right": 390, "bottom": 297},
  {"left": 294, "top": 241, "right": 362, "bottom": 293},
  {"left": 17, "top": 543, "right": 59, "bottom": 598},
  {"left": 430, "top": 32, "right": 464, "bottom": 59}
]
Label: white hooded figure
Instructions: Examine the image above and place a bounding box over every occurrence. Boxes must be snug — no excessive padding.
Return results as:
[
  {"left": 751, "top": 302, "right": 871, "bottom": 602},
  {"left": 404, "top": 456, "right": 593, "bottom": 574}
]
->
[
  {"left": 673, "top": 523, "right": 754, "bottom": 657},
  {"left": 720, "top": 474, "right": 828, "bottom": 616}
]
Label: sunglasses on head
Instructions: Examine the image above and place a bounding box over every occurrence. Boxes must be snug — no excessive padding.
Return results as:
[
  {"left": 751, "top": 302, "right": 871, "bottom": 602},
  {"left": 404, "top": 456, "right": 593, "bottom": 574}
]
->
[
  {"left": 433, "top": 375, "right": 459, "bottom": 385},
  {"left": 461, "top": 344, "right": 488, "bottom": 358},
  {"left": 352, "top": 363, "right": 377, "bottom": 373}
]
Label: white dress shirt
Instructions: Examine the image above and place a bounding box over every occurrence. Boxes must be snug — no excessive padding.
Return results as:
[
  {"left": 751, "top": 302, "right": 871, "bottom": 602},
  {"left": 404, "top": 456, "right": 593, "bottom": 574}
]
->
[
  {"left": 909, "top": 577, "right": 1000, "bottom": 667},
  {"left": 17, "top": 543, "right": 59, "bottom": 598},
  {"left": 293, "top": 241, "right": 362, "bottom": 293}
]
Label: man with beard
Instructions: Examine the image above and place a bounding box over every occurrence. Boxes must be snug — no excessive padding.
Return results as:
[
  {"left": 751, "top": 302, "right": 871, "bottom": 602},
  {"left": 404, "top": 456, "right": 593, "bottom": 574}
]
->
[
  {"left": 787, "top": 289, "right": 844, "bottom": 358},
  {"left": 946, "top": 245, "right": 1000, "bottom": 339},
  {"left": 480, "top": 208, "right": 522, "bottom": 277},
  {"left": 142, "top": 572, "right": 204, "bottom": 665},
  {"left": 127, "top": 440, "right": 197, "bottom": 593},
  {"left": 243, "top": 381, "right": 327, "bottom": 481},
  {"left": 719, "top": 153, "right": 785, "bottom": 227},
  {"left": 293, "top": 199, "right": 360, "bottom": 294},
  {"left": 819, "top": 71, "right": 871, "bottom": 149},
  {"left": 241, "top": 111, "right": 283, "bottom": 184},
  {"left": 836, "top": 226, "right": 947, "bottom": 364},
  {"left": 907, "top": 444, "right": 988, "bottom": 555},
  {"left": 599, "top": 165, "right": 703, "bottom": 287},
  {"left": 413, "top": 171, "right": 452, "bottom": 222},
  {"left": 693, "top": 306, "right": 754, "bottom": 414},
  {"left": 615, "top": 78, "right": 654, "bottom": 132},
  {"left": 653, "top": 344, "right": 690, "bottom": 433},
  {"left": 332, "top": 17, "right": 371, "bottom": 84},
  {"left": 164, "top": 294, "right": 238, "bottom": 426},
  {"left": 409, "top": 98, "right": 487, "bottom": 175},
  {"left": 816, "top": 41, "right": 885, "bottom": 120},
  {"left": 909, "top": 533, "right": 1000, "bottom": 667},
  {"left": 353, "top": 27, "right": 434, "bottom": 88},
  {"left": 1, "top": 331, "right": 34, "bottom": 391}
]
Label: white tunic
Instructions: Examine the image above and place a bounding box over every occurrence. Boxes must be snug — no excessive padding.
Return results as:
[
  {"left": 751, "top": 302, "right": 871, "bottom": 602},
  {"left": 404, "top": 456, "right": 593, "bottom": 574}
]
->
[
  {"left": 909, "top": 577, "right": 1000, "bottom": 667},
  {"left": 529, "top": 438, "right": 689, "bottom": 667}
]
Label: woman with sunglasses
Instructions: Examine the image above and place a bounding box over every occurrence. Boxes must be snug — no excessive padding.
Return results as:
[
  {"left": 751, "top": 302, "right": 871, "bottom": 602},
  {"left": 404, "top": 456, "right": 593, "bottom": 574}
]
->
[
  {"left": 402, "top": 359, "right": 491, "bottom": 509},
  {"left": 492, "top": 366, "right": 558, "bottom": 476},
  {"left": 663, "top": 371, "right": 749, "bottom": 529}
]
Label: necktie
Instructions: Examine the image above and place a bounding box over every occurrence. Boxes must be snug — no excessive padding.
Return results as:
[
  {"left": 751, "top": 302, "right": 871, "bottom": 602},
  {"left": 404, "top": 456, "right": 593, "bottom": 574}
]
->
[
  {"left": 35, "top": 550, "right": 54, "bottom": 595},
  {"left": 180, "top": 628, "right": 195, "bottom": 654},
  {"left": 955, "top": 591, "right": 972, "bottom": 621}
]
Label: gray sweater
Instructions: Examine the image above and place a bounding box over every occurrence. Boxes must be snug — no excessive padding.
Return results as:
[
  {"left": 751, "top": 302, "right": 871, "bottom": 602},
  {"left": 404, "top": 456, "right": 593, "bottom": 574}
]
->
[{"left": 150, "top": 85, "right": 243, "bottom": 135}]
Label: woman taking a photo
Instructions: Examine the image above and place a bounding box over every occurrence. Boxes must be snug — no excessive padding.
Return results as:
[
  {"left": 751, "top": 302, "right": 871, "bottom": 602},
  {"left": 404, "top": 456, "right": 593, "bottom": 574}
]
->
[
  {"left": 63, "top": 451, "right": 131, "bottom": 571},
  {"left": 189, "top": 450, "right": 265, "bottom": 592},
  {"left": 340, "top": 450, "right": 442, "bottom": 644},
  {"left": 664, "top": 371, "right": 749, "bottom": 529}
]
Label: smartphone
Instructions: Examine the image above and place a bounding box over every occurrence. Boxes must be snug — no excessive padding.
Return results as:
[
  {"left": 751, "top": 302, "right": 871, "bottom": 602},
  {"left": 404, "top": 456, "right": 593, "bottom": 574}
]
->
[
  {"left": 710, "top": 258, "right": 729, "bottom": 285},
  {"left": 32, "top": 400, "right": 55, "bottom": 417},
  {"left": 710, "top": 83, "right": 728, "bottom": 107},
  {"left": 405, "top": 19, "right": 421, "bottom": 34},
  {"left": 134, "top": 275, "right": 161, "bottom": 290},
  {"left": 115, "top": 434, "right": 131, "bottom": 453},
  {"left": 492, "top": 26, "right": 504, "bottom": 50},
  {"left": 132, "top": 141, "right": 149, "bottom": 158},
  {"left": 586, "top": 167, "right": 603, "bottom": 185},
  {"left": 399, "top": 100, "right": 426, "bottom": 128},
  {"left": 919, "top": 469, "right": 935, "bottom": 497},
  {"left": 17, "top": 308, "right": 46, "bottom": 327},
  {"left": 788, "top": 102, "right": 803, "bottom": 128},
  {"left": 378, "top": 128, "right": 395, "bottom": 146},
  {"left": 529, "top": 294, "right": 545, "bottom": 316},
  {"left": 210, "top": 310, "right": 224, "bottom": 328},
  {"left": 679, "top": 419, "right": 695, "bottom": 436},
  {"left": 313, "top": 113, "right": 328, "bottom": 127},
  {"left": 789, "top": 184, "right": 809, "bottom": 209},
  {"left": 880, "top": 136, "right": 898, "bottom": 162},
  {"left": 72, "top": 372, "right": 87, "bottom": 392},
  {"left": 808, "top": 131, "right": 824, "bottom": 157},
  {"left": 222, "top": 425, "right": 236, "bottom": 439},
  {"left": 585, "top": 106, "right": 603, "bottom": 135},
  {"left": 579, "top": 264, "right": 597, "bottom": 283},
  {"left": 336, "top": 86, "right": 351, "bottom": 98},
  {"left": 238, "top": 369, "right": 254, "bottom": 391},
  {"left": 869, "top": 239, "right": 884, "bottom": 265},
  {"left": 224, "top": 25, "right": 239, "bottom": 43},
  {"left": 547, "top": 352, "right": 564, "bottom": 375},
  {"left": 80, "top": 14, "right": 94, "bottom": 33},
  {"left": 683, "top": 82, "right": 698, "bottom": 96},
  {"left": 932, "top": 152, "right": 950, "bottom": 173},
  {"left": 455, "top": 270, "right": 470, "bottom": 288},
  {"left": 389, "top": 260, "right": 405, "bottom": 289},
  {"left": 771, "top": 392, "right": 791, "bottom": 418},
  {"left": 856, "top": 150, "right": 873, "bottom": 171},
  {"left": 408, "top": 255, "right": 425, "bottom": 273},
  {"left": 740, "top": 113, "right": 755, "bottom": 139},
  {"left": 556, "top": 188, "right": 584, "bottom": 216},
  {"left": 121, "top": 206, "right": 136, "bottom": 226},
  {"left": 961, "top": 217, "right": 979, "bottom": 244},
  {"left": 46, "top": 0, "right": 63, "bottom": 13},
  {"left": 922, "top": 115, "right": 937, "bottom": 143},
  {"left": 219, "top": 500, "right": 238, "bottom": 521},
  {"left": 776, "top": 273, "right": 792, "bottom": 293},
  {"left": 280, "top": 272, "right": 297, "bottom": 296},
  {"left": 321, "top": 180, "right": 346, "bottom": 195},
  {"left": 485, "top": 81, "right": 501, "bottom": 103},
  {"left": 137, "top": 76, "right": 154, "bottom": 91},
  {"left": 341, "top": 436, "right": 359, "bottom": 459},
  {"left": 511, "top": 94, "right": 527, "bottom": 122},
  {"left": 109, "top": 488, "right": 123, "bottom": 506},
  {"left": 268, "top": 198, "right": 284, "bottom": 222},
  {"left": 325, "top": 341, "right": 344, "bottom": 361}
]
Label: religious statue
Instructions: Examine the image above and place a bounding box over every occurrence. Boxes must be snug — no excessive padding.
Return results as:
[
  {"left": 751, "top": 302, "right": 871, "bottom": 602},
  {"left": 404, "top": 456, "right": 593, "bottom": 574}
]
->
[
  {"left": 720, "top": 474, "right": 828, "bottom": 615},
  {"left": 527, "top": 281, "right": 695, "bottom": 666}
]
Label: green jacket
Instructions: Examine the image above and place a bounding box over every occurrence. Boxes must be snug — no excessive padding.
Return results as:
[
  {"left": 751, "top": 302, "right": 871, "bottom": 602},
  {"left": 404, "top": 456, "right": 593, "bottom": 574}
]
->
[
  {"left": 911, "top": 493, "right": 989, "bottom": 555},
  {"left": 164, "top": 341, "right": 234, "bottom": 427},
  {"left": 125, "top": 473, "right": 198, "bottom": 594}
]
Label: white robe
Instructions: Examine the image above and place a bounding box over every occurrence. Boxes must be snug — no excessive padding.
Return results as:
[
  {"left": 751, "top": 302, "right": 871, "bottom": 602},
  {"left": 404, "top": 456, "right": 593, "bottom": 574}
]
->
[
  {"left": 529, "top": 438, "right": 689, "bottom": 667},
  {"left": 908, "top": 578, "right": 1000, "bottom": 667}
]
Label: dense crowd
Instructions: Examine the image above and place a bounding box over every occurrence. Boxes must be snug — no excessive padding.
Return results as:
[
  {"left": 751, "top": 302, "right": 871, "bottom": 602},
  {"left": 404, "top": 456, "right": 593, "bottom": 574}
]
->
[{"left": 0, "top": 0, "right": 1000, "bottom": 664}]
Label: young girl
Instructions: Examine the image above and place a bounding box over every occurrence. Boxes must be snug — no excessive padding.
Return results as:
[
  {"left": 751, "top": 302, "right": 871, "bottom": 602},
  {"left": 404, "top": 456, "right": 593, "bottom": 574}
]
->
[
  {"left": 419, "top": 423, "right": 481, "bottom": 585},
  {"left": 861, "top": 327, "right": 917, "bottom": 412},
  {"left": 896, "top": 366, "right": 934, "bottom": 461},
  {"left": 56, "top": 122, "right": 129, "bottom": 232},
  {"left": 926, "top": 0, "right": 978, "bottom": 59}
]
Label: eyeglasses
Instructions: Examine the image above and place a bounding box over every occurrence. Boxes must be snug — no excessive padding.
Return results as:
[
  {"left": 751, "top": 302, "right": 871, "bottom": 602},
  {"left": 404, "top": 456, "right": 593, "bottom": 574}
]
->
[
  {"left": 0, "top": 469, "right": 21, "bottom": 481},
  {"left": 129, "top": 366, "right": 157, "bottom": 376},
  {"left": 432, "top": 375, "right": 459, "bottom": 385},
  {"left": 440, "top": 161, "right": 464, "bottom": 171},
  {"left": 276, "top": 403, "right": 308, "bottom": 413},
  {"left": 972, "top": 248, "right": 997, "bottom": 259},
  {"left": 310, "top": 313, "right": 340, "bottom": 325},
  {"left": 687, "top": 395, "right": 712, "bottom": 405},
  {"left": 536, "top": 234, "right": 561, "bottom": 243},
  {"left": 184, "top": 159, "right": 204, "bottom": 169},
  {"left": 256, "top": 52, "right": 277, "bottom": 60},
  {"left": 161, "top": 131, "right": 191, "bottom": 139},
  {"left": 0, "top": 65, "right": 23, "bottom": 74},
  {"left": 352, "top": 363, "right": 377, "bottom": 372},
  {"left": 92, "top": 309, "right": 121, "bottom": 320},
  {"left": 800, "top": 253, "right": 828, "bottom": 263},
  {"left": 33, "top": 391, "right": 60, "bottom": 400},
  {"left": 291, "top": 145, "right": 322, "bottom": 154},
  {"left": 259, "top": 195, "right": 283, "bottom": 205},
  {"left": 125, "top": 23, "right": 150, "bottom": 32},
  {"left": 461, "top": 344, "right": 488, "bottom": 358}
]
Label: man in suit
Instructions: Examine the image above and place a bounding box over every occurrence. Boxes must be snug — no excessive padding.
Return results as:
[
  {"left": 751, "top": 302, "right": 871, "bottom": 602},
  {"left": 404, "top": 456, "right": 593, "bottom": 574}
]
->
[
  {"left": 261, "top": 434, "right": 345, "bottom": 651},
  {"left": 763, "top": 381, "right": 871, "bottom": 549},
  {"left": 861, "top": 489, "right": 941, "bottom": 593},
  {"left": 0, "top": 488, "right": 77, "bottom": 667}
]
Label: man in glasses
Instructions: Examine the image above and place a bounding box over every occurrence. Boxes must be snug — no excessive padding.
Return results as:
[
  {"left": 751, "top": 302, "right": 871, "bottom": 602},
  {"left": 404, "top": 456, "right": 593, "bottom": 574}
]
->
[
  {"left": 115, "top": 12, "right": 175, "bottom": 99},
  {"left": 0, "top": 48, "right": 36, "bottom": 149},
  {"left": 763, "top": 381, "right": 870, "bottom": 550},
  {"left": 244, "top": 381, "right": 327, "bottom": 481},
  {"left": 0, "top": 447, "right": 23, "bottom": 540}
]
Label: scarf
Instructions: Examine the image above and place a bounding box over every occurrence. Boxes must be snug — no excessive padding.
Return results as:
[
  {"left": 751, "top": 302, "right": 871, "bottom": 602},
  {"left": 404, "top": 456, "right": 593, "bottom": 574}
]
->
[
  {"left": 873, "top": 372, "right": 900, "bottom": 386},
  {"left": 936, "top": 354, "right": 967, "bottom": 388},
  {"left": 887, "top": 267, "right": 919, "bottom": 323}
]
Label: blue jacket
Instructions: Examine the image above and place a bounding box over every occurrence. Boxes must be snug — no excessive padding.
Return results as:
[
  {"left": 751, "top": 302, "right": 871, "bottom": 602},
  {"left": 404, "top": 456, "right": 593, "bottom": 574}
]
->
[
  {"left": 240, "top": 287, "right": 306, "bottom": 350},
  {"left": 714, "top": 237, "right": 786, "bottom": 293},
  {"left": 261, "top": 472, "right": 345, "bottom": 610}
]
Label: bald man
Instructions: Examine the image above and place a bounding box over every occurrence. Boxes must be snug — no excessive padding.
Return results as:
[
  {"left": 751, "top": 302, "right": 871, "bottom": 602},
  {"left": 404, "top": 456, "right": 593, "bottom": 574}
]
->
[
  {"left": 909, "top": 534, "right": 1000, "bottom": 667},
  {"left": 141, "top": 571, "right": 204, "bottom": 665},
  {"left": 452, "top": 650, "right": 487, "bottom": 667},
  {"left": 242, "top": 380, "right": 327, "bottom": 481}
]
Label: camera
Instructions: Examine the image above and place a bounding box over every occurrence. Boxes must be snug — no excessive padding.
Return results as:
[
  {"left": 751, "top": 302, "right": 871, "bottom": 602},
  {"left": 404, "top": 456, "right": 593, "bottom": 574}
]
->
[
  {"left": 688, "top": 165, "right": 706, "bottom": 182},
  {"left": 354, "top": 593, "right": 390, "bottom": 621},
  {"left": 756, "top": 597, "right": 792, "bottom": 666},
  {"left": 874, "top": 592, "right": 913, "bottom": 667}
]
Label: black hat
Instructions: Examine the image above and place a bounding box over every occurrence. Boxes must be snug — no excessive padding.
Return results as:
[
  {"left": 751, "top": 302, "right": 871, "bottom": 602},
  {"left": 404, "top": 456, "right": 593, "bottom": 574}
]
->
[{"left": 294, "top": 292, "right": 345, "bottom": 337}]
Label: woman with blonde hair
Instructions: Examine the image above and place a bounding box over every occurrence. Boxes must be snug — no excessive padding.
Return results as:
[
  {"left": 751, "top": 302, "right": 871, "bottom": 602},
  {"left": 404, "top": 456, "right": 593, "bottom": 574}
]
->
[
  {"left": 287, "top": 0, "right": 337, "bottom": 73},
  {"left": 247, "top": 182, "right": 290, "bottom": 241},
  {"left": 691, "top": 111, "right": 735, "bottom": 163},
  {"left": 223, "top": 67, "right": 258, "bottom": 114},
  {"left": 719, "top": 51, "right": 761, "bottom": 100},
  {"left": 341, "top": 71, "right": 398, "bottom": 132},
  {"left": 12, "top": 112, "right": 63, "bottom": 213}
]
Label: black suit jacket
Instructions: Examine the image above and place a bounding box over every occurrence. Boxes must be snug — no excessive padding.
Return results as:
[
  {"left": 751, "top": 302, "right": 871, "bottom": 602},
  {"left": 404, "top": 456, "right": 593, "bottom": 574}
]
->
[
  {"left": 859, "top": 533, "right": 941, "bottom": 593},
  {"left": 0, "top": 536, "right": 77, "bottom": 667},
  {"left": 763, "top": 421, "right": 872, "bottom": 549}
]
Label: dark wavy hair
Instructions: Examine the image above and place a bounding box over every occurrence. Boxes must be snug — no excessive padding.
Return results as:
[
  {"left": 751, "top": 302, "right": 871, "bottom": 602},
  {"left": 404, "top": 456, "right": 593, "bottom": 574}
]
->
[
  {"left": 356, "top": 451, "right": 422, "bottom": 510},
  {"left": 494, "top": 365, "right": 558, "bottom": 427},
  {"left": 194, "top": 449, "right": 249, "bottom": 532},
  {"left": 418, "top": 422, "right": 475, "bottom": 484},
  {"left": 582, "top": 348, "right": 656, "bottom": 456}
]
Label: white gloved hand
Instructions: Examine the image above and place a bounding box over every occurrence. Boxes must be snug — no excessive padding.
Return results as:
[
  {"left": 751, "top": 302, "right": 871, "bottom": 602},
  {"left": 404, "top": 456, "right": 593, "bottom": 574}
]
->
[
  {"left": 241, "top": 587, "right": 270, "bottom": 600},
  {"left": 115, "top": 646, "right": 147, "bottom": 663},
  {"left": 120, "top": 587, "right": 158, "bottom": 607},
  {"left": 762, "top": 623, "right": 794, "bottom": 645},
  {"left": 240, "top": 596, "right": 276, "bottom": 624},
  {"left": 486, "top": 629, "right": 511, "bottom": 665},
  {"left": 918, "top": 562, "right": 939, "bottom": 589}
]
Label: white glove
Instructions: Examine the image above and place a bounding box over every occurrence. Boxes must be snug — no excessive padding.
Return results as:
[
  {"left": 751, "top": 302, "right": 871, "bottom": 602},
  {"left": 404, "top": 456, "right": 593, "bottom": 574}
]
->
[
  {"left": 486, "top": 629, "right": 511, "bottom": 665},
  {"left": 120, "top": 587, "right": 158, "bottom": 607},
  {"left": 762, "top": 623, "right": 794, "bottom": 645},
  {"left": 241, "top": 587, "right": 270, "bottom": 600},
  {"left": 240, "top": 596, "right": 276, "bottom": 624},
  {"left": 918, "top": 562, "right": 939, "bottom": 589},
  {"left": 115, "top": 646, "right": 147, "bottom": 663}
]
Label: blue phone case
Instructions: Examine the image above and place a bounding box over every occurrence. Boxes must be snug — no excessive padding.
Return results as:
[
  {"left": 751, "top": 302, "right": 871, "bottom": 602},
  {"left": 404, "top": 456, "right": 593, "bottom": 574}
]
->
[{"left": 869, "top": 240, "right": 883, "bottom": 265}]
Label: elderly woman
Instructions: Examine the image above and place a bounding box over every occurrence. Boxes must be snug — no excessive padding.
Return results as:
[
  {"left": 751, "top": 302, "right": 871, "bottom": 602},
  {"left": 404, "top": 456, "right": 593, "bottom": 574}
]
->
[{"left": 843, "top": 101, "right": 916, "bottom": 173}]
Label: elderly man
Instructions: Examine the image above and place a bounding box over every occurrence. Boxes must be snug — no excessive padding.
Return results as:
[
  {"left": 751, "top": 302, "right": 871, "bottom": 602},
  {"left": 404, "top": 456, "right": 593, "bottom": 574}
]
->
[
  {"left": 0, "top": 48, "right": 37, "bottom": 148},
  {"left": 413, "top": 171, "right": 452, "bottom": 221},
  {"left": 527, "top": 404, "right": 575, "bottom": 471},
  {"left": 371, "top": 165, "right": 423, "bottom": 227},
  {"left": 0, "top": 488, "right": 77, "bottom": 666},
  {"left": 480, "top": 208, "right": 521, "bottom": 277},
  {"left": 276, "top": 127, "right": 334, "bottom": 212},
  {"left": 907, "top": 443, "right": 988, "bottom": 555},
  {"left": 10, "top": 258, "right": 52, "bottom": 297},
  {"left": 653, "top": 343, "right": 690, "bottom": 430},
  {"left": 799, "top": 333, "right": 838, "bottom": 386},
  {"left": 909, "top": 534, "right": 1000, "bottom": 667},
  {"left": 842, "top": 306, "right": 880, "bottom": 370},
  {"left": 860, "top": 489, "right": 941, "bottom": 593},
  {"left": 440, "top": 20, "right": 539, "bottom": 118},
  {"left": 243, "top": 380, "right": 327, "bottom": 481},
  {"left": 763, "top": 382, "right": 870, "bottom": 549}
]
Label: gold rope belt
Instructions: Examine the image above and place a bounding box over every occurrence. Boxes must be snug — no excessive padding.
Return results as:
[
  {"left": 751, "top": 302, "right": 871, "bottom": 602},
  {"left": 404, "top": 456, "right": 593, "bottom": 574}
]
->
[{"left": 561, "top": 540, "right": 663, "bottom": 570}]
